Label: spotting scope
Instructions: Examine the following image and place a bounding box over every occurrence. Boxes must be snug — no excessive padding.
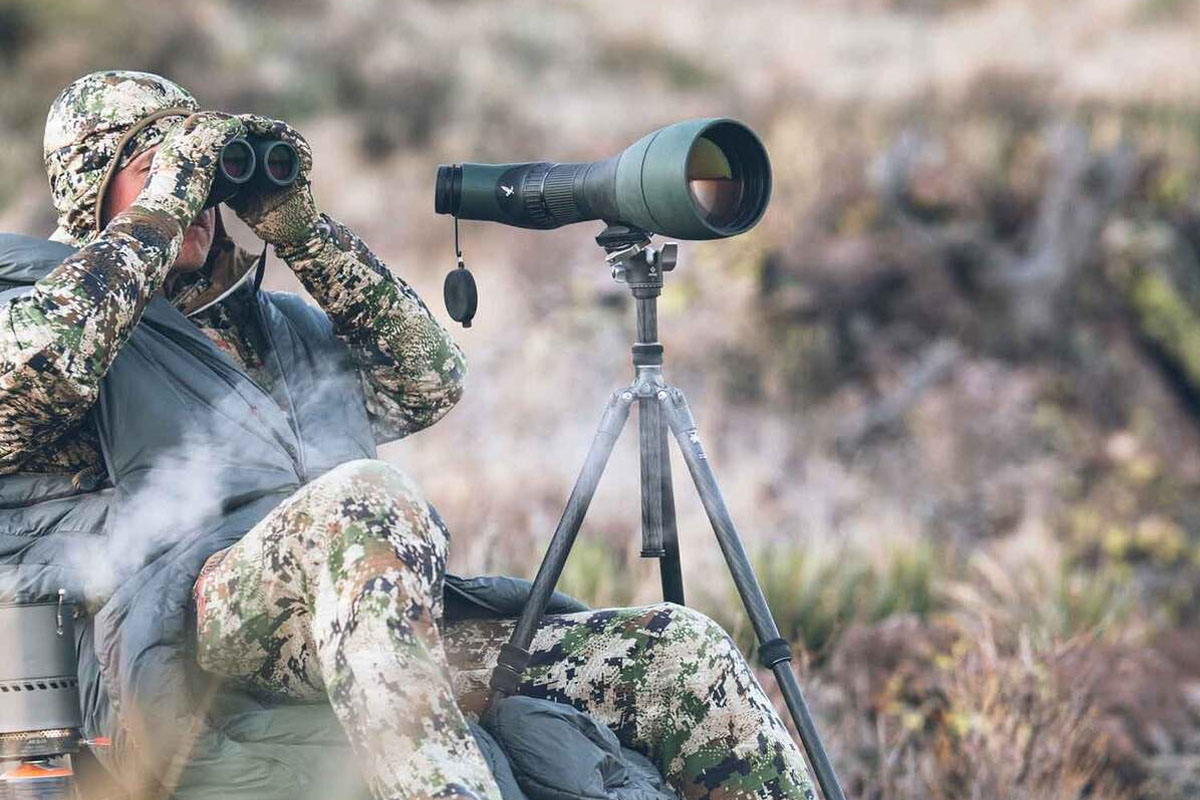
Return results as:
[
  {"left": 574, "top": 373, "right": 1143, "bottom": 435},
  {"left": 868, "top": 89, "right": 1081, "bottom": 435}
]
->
[{"left": 435, "top": 118, "right": 771, "bottom": 240}]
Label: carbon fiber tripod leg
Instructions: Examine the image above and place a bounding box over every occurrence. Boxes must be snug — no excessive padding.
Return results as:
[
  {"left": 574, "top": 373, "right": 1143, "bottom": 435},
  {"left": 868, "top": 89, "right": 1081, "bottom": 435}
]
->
[
  {"left": 659, "top": 387, "right": 847, "bottom": 800},
  {"left": 488, "top": 387, "right": 634, "bottom": 699},
  {"left": 638, "top": 387, "right": 685, "bottom": 604},
  {"left": 655, "top": 425, "right": 685, "bottom": 604}
]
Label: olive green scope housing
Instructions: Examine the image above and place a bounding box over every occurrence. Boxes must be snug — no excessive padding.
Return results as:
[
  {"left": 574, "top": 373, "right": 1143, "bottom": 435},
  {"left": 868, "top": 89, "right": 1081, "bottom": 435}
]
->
[{"left": 435, "top": 118, "right": 771, "bottom": 240}]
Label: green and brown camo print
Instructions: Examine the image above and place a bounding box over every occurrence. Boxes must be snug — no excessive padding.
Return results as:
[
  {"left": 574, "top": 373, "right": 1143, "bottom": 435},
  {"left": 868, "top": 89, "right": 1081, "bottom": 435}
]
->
[
  {"left": 195, "top": 459, "right": 816, "bottom": 800},
  {"left": 43, "top": 70, "right": 201, "bottom": 247},
  {"left": 1, "top": 70, "right": 466, "bottom": 476},
  {"left": 12, "top": 70, "right": 813, "bottom": 800}
]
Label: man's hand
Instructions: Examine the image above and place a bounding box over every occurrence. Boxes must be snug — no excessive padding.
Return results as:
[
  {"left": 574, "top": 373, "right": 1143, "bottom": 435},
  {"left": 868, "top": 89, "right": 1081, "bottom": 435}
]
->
[
  {"left": 226, "top": 114, "right": 321, "bottom": 248},
  {"left": 130, "top": 111, "right": 246, "bottom": 231}
]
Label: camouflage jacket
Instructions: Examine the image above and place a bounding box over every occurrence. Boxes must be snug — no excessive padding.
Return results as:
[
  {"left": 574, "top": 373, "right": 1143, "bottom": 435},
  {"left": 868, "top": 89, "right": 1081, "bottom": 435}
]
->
[{"left": 0, "top": 216, "right": 466, "bottom": 480}]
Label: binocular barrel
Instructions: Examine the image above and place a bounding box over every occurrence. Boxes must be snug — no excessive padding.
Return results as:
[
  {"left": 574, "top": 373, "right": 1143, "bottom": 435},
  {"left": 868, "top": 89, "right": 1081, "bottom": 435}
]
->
[
  {"left": 436, "top": 118, "right": 771, "bottom": 241},
  {"left": 205, "top": 136, "right": 301, "bottom": 208}
]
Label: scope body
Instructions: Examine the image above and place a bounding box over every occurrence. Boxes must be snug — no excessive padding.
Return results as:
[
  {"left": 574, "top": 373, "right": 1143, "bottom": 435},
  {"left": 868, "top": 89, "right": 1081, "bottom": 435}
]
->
[{"left": 436, "top": 118, "right": 771, "bottom": 240}]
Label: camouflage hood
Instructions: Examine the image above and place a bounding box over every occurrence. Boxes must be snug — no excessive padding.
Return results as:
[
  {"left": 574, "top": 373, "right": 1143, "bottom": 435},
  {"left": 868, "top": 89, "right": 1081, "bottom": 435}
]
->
[
  {"left": 44, "top": 70, "right": 199, "bottom": 246},
  {"left": 43, "top": 70, "right": 256, "bottom": 315}
]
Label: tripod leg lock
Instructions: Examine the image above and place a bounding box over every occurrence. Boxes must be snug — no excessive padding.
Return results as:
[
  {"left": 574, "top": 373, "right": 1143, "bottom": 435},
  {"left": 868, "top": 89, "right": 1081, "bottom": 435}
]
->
[
  {"left": 757, "top": 637, "right": 793, "bottom": 669},
  {"left": 489, "top": 643, "right": 532, "bottom": 695}
]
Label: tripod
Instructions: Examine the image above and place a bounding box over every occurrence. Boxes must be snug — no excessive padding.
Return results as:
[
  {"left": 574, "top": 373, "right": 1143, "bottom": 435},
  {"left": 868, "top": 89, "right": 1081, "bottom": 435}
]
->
[{"left": 488, "top": 225, "right": 846, "bottom": 800}]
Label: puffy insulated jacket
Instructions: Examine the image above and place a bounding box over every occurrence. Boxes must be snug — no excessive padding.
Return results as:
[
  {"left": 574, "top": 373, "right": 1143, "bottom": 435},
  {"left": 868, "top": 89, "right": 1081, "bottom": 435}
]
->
[{"left": 0, "top": 234, "right": 673, "bottom": 800}]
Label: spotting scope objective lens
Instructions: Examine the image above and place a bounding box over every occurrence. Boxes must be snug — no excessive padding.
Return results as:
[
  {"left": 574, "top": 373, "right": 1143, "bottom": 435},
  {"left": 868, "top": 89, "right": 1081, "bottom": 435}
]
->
[
  {"left": 687, "top": 135, "right": 745, "bottom": 228},
  {"left": 434, "top": 118, "right": 771, "bottom": 240}
]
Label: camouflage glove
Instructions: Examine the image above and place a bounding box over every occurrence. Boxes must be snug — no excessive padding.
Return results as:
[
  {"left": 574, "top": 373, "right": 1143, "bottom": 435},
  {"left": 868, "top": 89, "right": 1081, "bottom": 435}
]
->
[
  {"left": 225, "top": 114, "right": 320, "bottom": 247},
  {"left": 129, "top": 111, "right": 245, "bottom": 231}
]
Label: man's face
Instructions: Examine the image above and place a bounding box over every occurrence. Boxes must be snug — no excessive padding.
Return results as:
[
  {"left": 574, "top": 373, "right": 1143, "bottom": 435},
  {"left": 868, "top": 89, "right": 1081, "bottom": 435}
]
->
[{"left": 101, "top": 145, "right": 215, "bottom": 275}]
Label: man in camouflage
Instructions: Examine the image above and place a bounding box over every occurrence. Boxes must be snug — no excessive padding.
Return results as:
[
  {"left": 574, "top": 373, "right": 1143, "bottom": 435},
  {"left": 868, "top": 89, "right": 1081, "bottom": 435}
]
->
[{"left": 2, "top": 71, "right": 815, "bottom": 800}]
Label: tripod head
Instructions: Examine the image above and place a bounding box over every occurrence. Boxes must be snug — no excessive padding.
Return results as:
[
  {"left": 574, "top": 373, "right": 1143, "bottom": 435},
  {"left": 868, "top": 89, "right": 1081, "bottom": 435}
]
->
[{"left": 596, "top": 224, "right": 677, "bottom": 298}]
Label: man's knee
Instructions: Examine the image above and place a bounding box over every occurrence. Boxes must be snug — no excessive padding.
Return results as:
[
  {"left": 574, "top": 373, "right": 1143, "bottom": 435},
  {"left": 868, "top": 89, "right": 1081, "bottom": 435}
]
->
[
  {"left": 315, "top": 458, "right": 418, "bottom": 497},
  {"left": 307, "top": 459, "right": 448, "bottom": 551},
  {"left": 622, "top": 604, "right": 744, "bottom": 698},
  {"left": 645, "top": 602, "right": 731, "bottom": 646}
]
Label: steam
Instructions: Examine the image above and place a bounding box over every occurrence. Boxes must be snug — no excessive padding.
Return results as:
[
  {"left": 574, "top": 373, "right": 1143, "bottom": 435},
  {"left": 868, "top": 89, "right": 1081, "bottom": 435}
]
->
[
  {"left": 79, "top": 425, "right": 237, "bottom": 602},
  {"left": 64, "top": 356, "right": 367, "bottom": 605}
]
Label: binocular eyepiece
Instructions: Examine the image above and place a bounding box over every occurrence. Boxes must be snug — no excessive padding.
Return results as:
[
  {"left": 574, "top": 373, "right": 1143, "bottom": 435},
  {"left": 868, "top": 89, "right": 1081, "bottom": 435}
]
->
[{"left": 205, "top": 136, "right": 301, "bottom": 208}]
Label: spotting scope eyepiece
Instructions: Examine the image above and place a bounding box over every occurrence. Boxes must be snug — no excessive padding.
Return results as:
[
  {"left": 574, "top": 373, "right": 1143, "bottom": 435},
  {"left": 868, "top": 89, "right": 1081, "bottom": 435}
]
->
[
  {"left": 205, "top": 136, "right": 301, "bottom": 209},
  {"left": 435, "top": 118, "right": 771, "bottom": 240}
]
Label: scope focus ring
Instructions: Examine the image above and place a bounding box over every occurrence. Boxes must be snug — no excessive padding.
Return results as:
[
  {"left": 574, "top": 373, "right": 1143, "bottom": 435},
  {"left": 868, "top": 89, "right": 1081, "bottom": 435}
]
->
[
  {"left": 542, "top": 164, "right": 585, "bottom": 227},
  {"left": 519, "top": 163, "right": 556, "bottom": 228}
]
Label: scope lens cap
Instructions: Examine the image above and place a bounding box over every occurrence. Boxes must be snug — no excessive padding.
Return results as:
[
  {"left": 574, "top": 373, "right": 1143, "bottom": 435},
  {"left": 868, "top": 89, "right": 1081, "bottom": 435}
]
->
[{"left": 443, "top": 267, "right": 478, "bottom": 327}]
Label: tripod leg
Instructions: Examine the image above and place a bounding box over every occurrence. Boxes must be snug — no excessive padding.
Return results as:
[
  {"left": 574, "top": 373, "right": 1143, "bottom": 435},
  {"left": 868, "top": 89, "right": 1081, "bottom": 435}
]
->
[
  {"left": 637, "top": 392, "right": 685, "bottom": 602},
  {"left": 638, "top": 394, "right": 667, "bottom": 558},
  {"left": 656, "top": 422, "right": 685, "bottom": 604},
  {"left": 659, "top": 388, "right": 847, "bottom": 800},
  {"left": 489, "top": 387, "right": 634, "bottom": 700}
]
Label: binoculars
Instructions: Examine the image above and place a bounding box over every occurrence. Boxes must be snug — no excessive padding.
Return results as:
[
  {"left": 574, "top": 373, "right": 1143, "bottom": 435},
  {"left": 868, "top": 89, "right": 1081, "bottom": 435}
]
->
[{"left": 205, "top": 136, "right": 301, "bottom": 208}]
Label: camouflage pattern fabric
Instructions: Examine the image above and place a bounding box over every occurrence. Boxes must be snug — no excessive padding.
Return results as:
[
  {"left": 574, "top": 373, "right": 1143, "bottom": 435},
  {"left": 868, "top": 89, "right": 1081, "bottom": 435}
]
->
[
  {"left": 0, "top": 103, "right": 239, "bottom": 475},
  {"left": 130, "top": 111, "right": 245, "bottom": 228},
  {"left": 194, "top": 459, "right": 816, "bottom": 800},
  {"left": 275, "top": 215, "right": 468, "bottom": 440},
  {"left": 446, "top": 612, "right": 816, "bottom": 800},
  {"left": 1, "top": 71, "right": 465, "bottom": 475},
  {"left": 0, "top": 205, "right": 178, "bottom": 476},
  {"left": 194, "top": 459, "right": 502, "bottom": 800},
  {"left": 222, "top": 112, "right": 467, "bottom": 438},
  {"left": 43, "top": 70, "right": 200, "bottom": 247},
  {"left": 225, "top": 114, "right": 320, "bottom": 247},
  {"left": 191, "top": 299, "right": 279, "bottom": 392}
]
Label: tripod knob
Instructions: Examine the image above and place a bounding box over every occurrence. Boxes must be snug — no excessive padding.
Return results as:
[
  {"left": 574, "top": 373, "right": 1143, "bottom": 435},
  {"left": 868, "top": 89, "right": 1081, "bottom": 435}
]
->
[{"left": 658, "top": 243, "right": 678, "bottom": 272}]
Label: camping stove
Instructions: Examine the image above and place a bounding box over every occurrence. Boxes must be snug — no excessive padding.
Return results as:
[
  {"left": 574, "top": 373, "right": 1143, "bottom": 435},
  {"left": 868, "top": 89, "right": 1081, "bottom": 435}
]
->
[{"left": 0, "top": 597, "right": 83, "bottom": 799}]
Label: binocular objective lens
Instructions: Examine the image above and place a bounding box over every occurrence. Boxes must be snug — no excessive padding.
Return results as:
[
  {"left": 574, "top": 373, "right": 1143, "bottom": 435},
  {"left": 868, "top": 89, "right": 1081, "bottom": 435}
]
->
[
  {"left": 220, "top": 143, "right": 253, "bottom": 181},
  {"left": 687, "top": 136, "right": 744, "bottom": 227},
  {"left": 266, "top": 145, "right": 296, "bottom": 182}
]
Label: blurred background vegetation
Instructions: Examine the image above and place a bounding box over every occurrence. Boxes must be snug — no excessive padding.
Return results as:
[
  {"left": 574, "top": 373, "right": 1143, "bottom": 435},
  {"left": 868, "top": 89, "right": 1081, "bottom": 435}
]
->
[{"left": 5, "top": 0, "right": 1200, "bottom": 797}]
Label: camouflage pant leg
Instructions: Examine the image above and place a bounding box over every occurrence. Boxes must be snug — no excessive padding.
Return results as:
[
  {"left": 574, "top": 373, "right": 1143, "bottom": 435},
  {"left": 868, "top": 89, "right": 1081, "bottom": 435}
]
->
[
  {"left": 443, "top": 606, "right": 816, "bottom": 800},
  {"left": 193, "top": 458, "right": 502, "bottom": 800}
]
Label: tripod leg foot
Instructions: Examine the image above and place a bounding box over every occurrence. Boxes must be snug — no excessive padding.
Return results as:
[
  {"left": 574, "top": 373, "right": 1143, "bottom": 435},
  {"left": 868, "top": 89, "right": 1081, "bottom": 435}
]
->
[{"left": 489, "top": 643, "right": 532, "bottom": 695}]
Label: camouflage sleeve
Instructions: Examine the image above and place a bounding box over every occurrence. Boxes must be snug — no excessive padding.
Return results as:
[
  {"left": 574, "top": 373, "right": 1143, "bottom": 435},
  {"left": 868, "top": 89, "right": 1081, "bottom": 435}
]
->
[
  {"left": 0, "top": 210, "right": 181, "bottom": 473},
  {"left": 274, "top": 215, "right": 467, "bottom": 442}
]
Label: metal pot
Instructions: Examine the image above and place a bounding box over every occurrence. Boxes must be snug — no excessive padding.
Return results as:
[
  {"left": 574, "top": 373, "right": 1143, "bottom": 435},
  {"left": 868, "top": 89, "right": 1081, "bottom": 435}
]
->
[{"left": 0, "top": 598, "right": 82, "bottom": 760}]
